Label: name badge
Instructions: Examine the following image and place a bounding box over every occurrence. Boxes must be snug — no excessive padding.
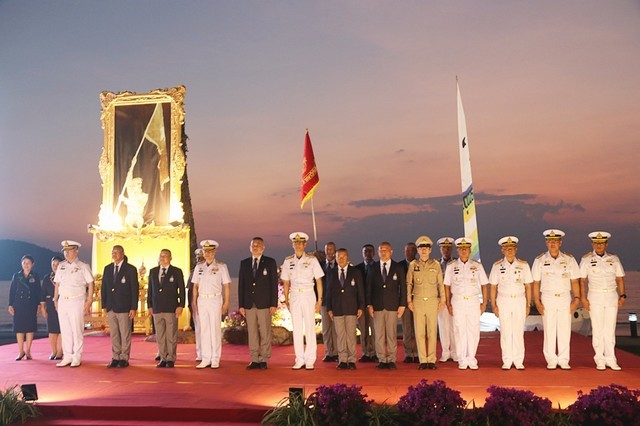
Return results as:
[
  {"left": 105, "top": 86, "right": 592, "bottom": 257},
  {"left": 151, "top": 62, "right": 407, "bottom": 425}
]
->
[
  {"left": 392, "top": 274, "right": 397, "bottom": 281},
  {"left": 263, "top": 269, "right": 268, "bottom": 276},
  {"left": 169, "top": 276, "right": 174, "bottom": 283},
  {"left": 351, "top": 279, "right": 355, "bottom": 286},
  {"left": 121, "top": 277, "right": 126, "bottom": 284}
]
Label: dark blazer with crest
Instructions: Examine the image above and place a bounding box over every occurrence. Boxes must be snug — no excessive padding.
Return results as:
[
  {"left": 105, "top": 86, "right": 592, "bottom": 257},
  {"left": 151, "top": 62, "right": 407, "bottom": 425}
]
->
[
  {"left": 366, "top": 260, "right": 407, "bottom": 311},
  {"left": 147, "top": 265, "right": 185, "bottom": 313},
  {"left": 101, "top": 261, "right": 139, "bottom": 313},
  {"left": 238, "top": 255, "right": 279, "bottom": 310},
  {"left": 326, "top": 265, "right": 365, "bottom": 317}
]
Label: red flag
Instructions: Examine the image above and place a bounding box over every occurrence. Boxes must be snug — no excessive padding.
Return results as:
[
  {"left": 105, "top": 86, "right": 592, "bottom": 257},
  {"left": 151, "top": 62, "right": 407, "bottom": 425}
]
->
[{"left": 301, "top": 130, "right": 320, "bottom": 208}]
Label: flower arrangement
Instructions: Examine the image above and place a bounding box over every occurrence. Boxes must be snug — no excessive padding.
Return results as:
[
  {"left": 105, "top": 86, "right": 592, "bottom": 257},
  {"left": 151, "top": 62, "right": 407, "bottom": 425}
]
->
[
  {"left": 223, "top": 310, "right": 246, "bottom": 328},
  {"left": 568, "top": 384, "right": 640, "bottom": 426},
  {"left": 397, "top": 379, "right": 466, "bottom": 426},
  {"left": 313, "top": 383, "right": 371, "bottom": 426},
  {"left": 480, "top": 385, "right": 552, "bottom": 426}
]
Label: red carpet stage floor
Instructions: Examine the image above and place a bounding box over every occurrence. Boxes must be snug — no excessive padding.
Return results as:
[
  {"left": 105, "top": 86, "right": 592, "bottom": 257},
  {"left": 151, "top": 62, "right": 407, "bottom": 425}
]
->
[{"left": 1, "top": 332, "right": 638, "bottom": 425}]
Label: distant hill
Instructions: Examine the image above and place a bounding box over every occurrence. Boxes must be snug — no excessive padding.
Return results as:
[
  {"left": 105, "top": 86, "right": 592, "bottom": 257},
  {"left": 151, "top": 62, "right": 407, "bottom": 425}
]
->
[{"left": 0, "top": 240, "right": 60, "bottom": 280}]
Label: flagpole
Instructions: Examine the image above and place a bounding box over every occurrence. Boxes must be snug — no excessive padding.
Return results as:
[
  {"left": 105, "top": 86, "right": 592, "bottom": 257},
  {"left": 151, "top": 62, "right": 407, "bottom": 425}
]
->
[{"left": 310, "top": 197, "right": 318, "bottom": 252}]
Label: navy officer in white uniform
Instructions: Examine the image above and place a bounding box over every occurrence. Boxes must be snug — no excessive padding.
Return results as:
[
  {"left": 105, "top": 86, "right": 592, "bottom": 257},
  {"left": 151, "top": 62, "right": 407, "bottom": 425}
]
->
[
  {"left": 579, "top": 231, "right": 626, "bottom": 371},
  {"left": 281, "top": 232, "right": 324, "bottom": 370}
]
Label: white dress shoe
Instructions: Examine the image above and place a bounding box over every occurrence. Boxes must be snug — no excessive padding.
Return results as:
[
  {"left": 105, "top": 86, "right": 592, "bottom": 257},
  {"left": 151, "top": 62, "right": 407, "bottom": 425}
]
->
[
  {"left": 70, "top": 361, "right": 81, "bottom": 368},
  {"left": 607, "top": 363, "right": 621, "bottom": 371},
  {"left": 56, "top": 359, "right": 72, "bottom": 367},
  {"left": 196, "top": 362, "right": 210, "bottom": 369},
  {"left": 305, "top": 364, "right": 315, "bottom": 370},
  {"left": 292, "top": 362, "right": 304, "bottom": 370},
  {"left": 546, "top": 364, "right": 557, "bottom": 370},
  {"left": 596, "top": 363, "right": 606, "bottom": 371},
  {"left": 501, "top": 363, "right": 511, "bottom": 370},
  {"left": 515, "top": 364, "right": 525, "bottom": 370},
  {"left": 559, "top": 363, "right": 571, "bottom": 370}
]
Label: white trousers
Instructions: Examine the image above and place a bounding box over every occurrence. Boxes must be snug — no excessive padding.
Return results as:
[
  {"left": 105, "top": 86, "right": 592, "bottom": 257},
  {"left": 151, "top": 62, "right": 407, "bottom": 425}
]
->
[
  {"left": 193, "top": 309, "right": 201, "bottom": 359},
  {"left": 588, "top": 291, "right": 618, "bottom": 365},
  {"left": 198, "top": 296, "right": 222, "bottom": 365},
  {"left": 290, "top": 290, "right": 317, "bottom": 365},
  {"left": 58, "top": 297, "right": 85, "bottom": 363},
  {"left": 438, "top": 307, "right": 457, "bottom": 360},
  {"left": 541, "top": 292, "right": 571, "bottom": 365},
  {"left": 452, "top": 296, "right": 480, "bottom": 367},
  {"left": 496, "top": 294, "right": 526, "bottom": 366}
]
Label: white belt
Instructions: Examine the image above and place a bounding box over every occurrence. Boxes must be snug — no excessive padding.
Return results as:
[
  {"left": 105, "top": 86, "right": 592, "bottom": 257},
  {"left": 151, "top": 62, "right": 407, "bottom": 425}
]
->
[
  {"left": 543, "top": 292, "right": 569, "bottom": 297},
  {"left": 498, "top": 293, "right": 525, "bottom": 298},
  {"left": 199, "top": 293, "right": 222, "bottom": 298},
  {"left": 61, "top": 293, "right": 85, "bottom": 300},
  {"left": 454, "top": 295, "right": 478, "bottom": 300},
  {"left": 589, "top": 288, "right": 617, "bottom": 293},
  {"left": 291, "top": 287, "right": 313, "bottom": 293}
]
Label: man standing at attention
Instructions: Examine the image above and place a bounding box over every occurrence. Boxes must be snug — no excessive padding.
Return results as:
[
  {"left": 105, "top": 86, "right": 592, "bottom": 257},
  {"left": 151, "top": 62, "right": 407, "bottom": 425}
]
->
[
  {"left": 147, "top": 249, "right": 185, "bottom": 368},
  {"left": 398, "top": 242, "right": 419, "bottom": 364},
  {"left": 443, "top": 237, "right": 489, "bottom": 370},
  {"left": 320, "top": 242, "right": 338, "bottom": 362},
  {"left": 532, "top": 229, "right": 581, "bottom": 370},
  {"left": 54, "top": 241, "right": 94, "bottom": 368},
  {"left": 366, "top": 242, "right": 406, "bottom": 370},
  {"left": 355, "top": 244, "right": 377, "bottom": 362},
  {"left": 436, "top": 237, "right": 457, "bottom": 363},
  {"left": 488, "top": 236, "right": 533, "bottom": 370},
  {"left": 281, "top": 232, "right": 324, "bottom": 370},
  {"left": 102, "top": 245, "right": 139, "bottom": 368},
  {"left": 192, "top": 240, "right": 231, "bottom": 369},
  {"left": 579, "top": 231, "right": 626, "bottom": 371},
  {"left": 238, "top": 237, "right": 279, "bottom": 370},
  {"left": 406, "top": 236, "right": 444, "bottom": 371}
]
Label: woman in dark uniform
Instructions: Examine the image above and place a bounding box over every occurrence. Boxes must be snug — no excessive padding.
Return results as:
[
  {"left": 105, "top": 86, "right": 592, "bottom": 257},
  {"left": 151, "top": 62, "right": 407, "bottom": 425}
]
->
[
  {"left": 8, "top": 255, "right": 42, "bottom": 360},
  {"left": 41, "top": 256, "right": 63, "bottom": 360}
]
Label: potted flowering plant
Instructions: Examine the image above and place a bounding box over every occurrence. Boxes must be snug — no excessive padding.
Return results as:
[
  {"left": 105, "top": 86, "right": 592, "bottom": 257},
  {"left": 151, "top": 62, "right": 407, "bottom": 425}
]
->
[
  {"left": 568, "top": 384, "right": 640, "bottom": 425},
  {"left": 222, "top": 310, "right": 248, "bottom": 344},
  {"left": 397, "top": 379, "right": 466, "bottom": 426},
  {"left": 313, "top": 383, "right": 371, "bottom": 425},
  {"left": 479, "top": 385, "right": 552, "bottom": 426}
]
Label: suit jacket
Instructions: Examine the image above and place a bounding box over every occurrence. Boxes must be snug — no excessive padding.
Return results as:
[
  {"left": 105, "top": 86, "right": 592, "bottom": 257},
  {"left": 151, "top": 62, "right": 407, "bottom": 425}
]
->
[
  {"left": 101, "top": 261, "right": 139, "bottom": 313},
  {"left": 398, "top": 259, "right": 412, "bottom": 275},
  {"left": 147, "top": 265, "right": 185, "bottom": 313},
  {"left": 321, "top": 259, "right": 338, "bottom": 307},
  {"left": 238, "top": 255, "right": 278, "bottom": 310},
  {"left": 366, "top": 260, "right": 407, "bottom": 311},
  {"left": 326, "top": 265, "right": 365, "bottom": 317}
]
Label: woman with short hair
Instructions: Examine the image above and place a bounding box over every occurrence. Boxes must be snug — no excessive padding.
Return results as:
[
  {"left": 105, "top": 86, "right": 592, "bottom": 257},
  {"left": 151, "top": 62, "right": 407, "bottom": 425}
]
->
[{"left": 8, "top": 255, "right": 42, "bottom": 360}]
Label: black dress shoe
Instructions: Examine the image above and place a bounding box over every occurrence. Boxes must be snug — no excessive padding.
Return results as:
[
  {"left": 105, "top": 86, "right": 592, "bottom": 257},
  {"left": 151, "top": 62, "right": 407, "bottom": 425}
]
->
[
  {"left": 336, "top": 362, "right": 349, "bottom": 370},
  {"left": 166, "top": 361, "right": 175, "bottom": 368},
  {"left": 246, "top": 362, "right": 261, "bottom": 370},
  {"left": 107, "top": 359, "right": 119, "bottom": 368},
  {"left": 376, "top": 362, "right": 388, "bottom": 369},
  {"left": 359, "top": 355, "right": 371, "bottom": 362},
  {"left": 388, "top": 362, "right": 397, "bottom": 370},
  {"left": 371, "top": 355, "right": 379, "bottom": 362},
  {"left": 418, "top": 363, "right": 428, "bottom": 370},
  {"left": 54, "top": 355, "right": 63, "bottom": 360},
  {"left": 412, "top": 357, "right": 421, "bottom": 364},
  {"left": 16, "top": 353, "right": 25, "bottom": 361},
  {"left": 427, "top": 363, "right": 437, "bottom": 370},
  {"left": 348, "top": 362, "right": 356, "bottom": 370},
  {"left": 118, "top": 360, "right": 129, "bottom": 368},
  {"left": 403, "top": 357, "right": 413, "bottom": 363},
  {"left": 260, "top": 362, "right": 267, "bottom": 370},
  {"left": 155, "top": 355, "right": 161, "bottom": 361},
  {"left": 322, "top": 356, "right": 333, "bottom": 362},
  {"left": 156, "top": 361, "right": 167, "bottom": 368},
  {"left": 49, "top": 354, "right": 56, "bottom": 360}
]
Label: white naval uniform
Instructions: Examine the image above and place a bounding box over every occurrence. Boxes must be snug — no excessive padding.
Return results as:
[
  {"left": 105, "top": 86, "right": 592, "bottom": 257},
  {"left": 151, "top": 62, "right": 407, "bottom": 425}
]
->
[
  {"left": 280, "top": 253, "right": 324, "bottom": 367},
  {"left": 531, "top": 251, "right": 580, "bottom": 366},
  {"left": 489, "top": 258, "right": 533, "bottom": 367},
  {"left": 54, "top": 259, "right": 94, "bottom": 364},
  {"left": 443, "top": 259, "right": 489, "bottom": 368},
  {"left": 579, "top": 251, "right": 625, "bottom": 366},
  {"left": 192, "top": 260, "right": 231, "bottom": 367},
  {"left": 438, "top": 257, "right": 457, "bottom": 361}
]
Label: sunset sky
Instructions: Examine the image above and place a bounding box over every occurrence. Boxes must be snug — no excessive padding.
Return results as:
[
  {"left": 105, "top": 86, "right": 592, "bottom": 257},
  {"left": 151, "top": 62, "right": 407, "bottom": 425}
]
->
[{"left": 1, "top": 1, "right": 639, "bottom": 272}]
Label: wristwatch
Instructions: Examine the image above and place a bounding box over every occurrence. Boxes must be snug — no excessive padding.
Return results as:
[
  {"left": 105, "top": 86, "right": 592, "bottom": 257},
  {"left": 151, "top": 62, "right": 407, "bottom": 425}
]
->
[{"left": 619, "top": 294, "right": 627, "bottom": 299}]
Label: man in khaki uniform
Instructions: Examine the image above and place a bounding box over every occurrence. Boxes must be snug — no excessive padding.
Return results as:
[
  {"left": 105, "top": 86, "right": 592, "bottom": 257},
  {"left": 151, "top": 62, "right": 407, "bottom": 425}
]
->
[{"left": 406, "top": 236, "right": 445, "bottom": 370}]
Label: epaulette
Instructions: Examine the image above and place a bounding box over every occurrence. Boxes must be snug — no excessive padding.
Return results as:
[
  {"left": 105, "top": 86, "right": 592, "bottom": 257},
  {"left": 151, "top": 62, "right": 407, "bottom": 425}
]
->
[
  {"left": 493, "top": 259, "right": 503, "bottom": 265},
  {"left": 535, "top": 252, "right": 545, "bottom": 259},
  {"left": 285, "top": 254, "right": 294, "bottom": 260},
  {"left": 305, "top": 252, "right": 316, "bottom": 258},
  {"left": 471, "top": 259, "right": 482, "bottom": 264},
  {"left": 409, "top": 259, "right": 418, "bottom": 265},
  {"left": 216, "top": 260, "right": 225, "bottom": 265},
  {"left": 517, "top": 258, "right": 528, "bottom": 264},
  {"left": 447, "top": 259, "right": 456, "bottom": 265},
  {"left": 561, "top": 251, "right": 574, "bottom": 258},
  {"left": 582, "top": 252, "right": 592, "bottom": 259}
]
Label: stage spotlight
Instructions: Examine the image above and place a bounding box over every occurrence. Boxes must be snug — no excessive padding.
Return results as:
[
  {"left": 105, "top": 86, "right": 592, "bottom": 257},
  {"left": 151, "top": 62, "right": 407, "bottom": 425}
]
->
[
  {"left": 289, "top": 387, "right": 303, "bottom": 401},
  {"left": 629, "top": 313, "right": 637, "bottom": 338},
  {"left": 21, "top": 384, "right": 38, "bottom": 402}
]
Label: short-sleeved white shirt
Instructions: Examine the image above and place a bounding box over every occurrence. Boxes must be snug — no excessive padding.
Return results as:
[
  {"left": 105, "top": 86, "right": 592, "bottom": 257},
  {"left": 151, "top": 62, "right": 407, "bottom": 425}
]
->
[
  {"left": 579, "top": 251, "right": 625, "bottom": 291},
  {"left": 531, "top": 251, "right": 580, "bottom": 294},
  {"left": 443, "top": 258, "right": 489, "bottom": 297},
  {"left": 489, "top": 258, "right": 533, "bottom": 295},
  {"left": 192, "top": 260, "right": 231, "bottom": 295},
  {"left": 54, "top": 259, "right": 94, "bottom": 297},
  {"left": 280, "top": 253, "right": 324, "bottom": 290}
]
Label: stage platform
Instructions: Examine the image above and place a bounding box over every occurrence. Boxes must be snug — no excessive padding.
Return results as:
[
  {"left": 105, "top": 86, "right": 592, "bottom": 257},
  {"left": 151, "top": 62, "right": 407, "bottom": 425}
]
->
[{"left": 1, "top": 331, "right": 638, "bottom": 425}]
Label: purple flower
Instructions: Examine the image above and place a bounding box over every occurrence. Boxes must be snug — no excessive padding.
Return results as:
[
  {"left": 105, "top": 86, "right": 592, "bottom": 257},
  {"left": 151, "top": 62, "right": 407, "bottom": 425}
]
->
[
  {"left": 397, "top": 380, "right": 466, "bottom": 426},
  {"left": 313, "top": 383, "right": 371, "bottom": 425},
  {"left": 480, "top": 385, "right": 552, "bottom": 426},
  {"left": 568, "top": 384, "right": 640, "bottom": 426}
]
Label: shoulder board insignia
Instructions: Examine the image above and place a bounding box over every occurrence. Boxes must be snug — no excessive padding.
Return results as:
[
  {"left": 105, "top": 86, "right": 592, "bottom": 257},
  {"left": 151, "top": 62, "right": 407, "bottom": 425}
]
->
[
  {"left": 535, "top": 253, "right": 545, "bottom": 259},
  {"left": 216, "top": 260, "right": 225, "bottom": 265},
  {"left": 285, "top": 255, "right": 294, "bottom": 260},
  {"left": 493, "top": 259, "right": 503, "bottom": 265},
  {"left": 517, "top": 258, "right": 528, "bottom": 264},
  {"left": 562, "top": 251, "right": 574, "bottom": 258},
  {"left": 582, "top": 252, "right": 592, "bottom": 259},
  {"left": 447, "top": 259, "right": 456, "bottom": 265}
]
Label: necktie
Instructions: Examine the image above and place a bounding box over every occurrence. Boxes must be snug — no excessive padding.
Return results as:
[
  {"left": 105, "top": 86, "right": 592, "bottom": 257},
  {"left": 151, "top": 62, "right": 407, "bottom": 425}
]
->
[
  {"left": 253, "top": 258, "right": 258, "bottom": 277},
  {"left": 382, "top": 262, "right": 388, "bottom": 281},
  {"left": 340, "top": 268, "right": 345, "bottom": 287},
  {"left": 114, "top": 264, "right": 119, "bottom": 280},
  {"left": 161, "top": 268, "right": 167, "bottom": 280}
]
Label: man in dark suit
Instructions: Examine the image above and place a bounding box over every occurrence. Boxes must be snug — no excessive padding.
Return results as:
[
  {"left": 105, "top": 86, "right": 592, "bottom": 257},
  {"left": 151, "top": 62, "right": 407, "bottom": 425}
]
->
[
  {"left": 238, "top": 237, "right": 279, "bottom": 370},
  {"left": 398, "top": 242, "right": 419, "bottom": 363},
  {"left": 101, "top": 245, "right": 139, "bottom": 368},
  {"left": 366, "top": 242, "right": 407, "bottom": 370},
  {"left": 147, "top": 249, "right": 185, "bottom": 368},
  {"left": 327, "top": 248, "right": 365, "bottom": 370},
  {"left": 355, "top": 243, "right": 377, "bottom": 362},
  {"left": 320, "top": 242, "right": 339, "bottom": 362}
]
